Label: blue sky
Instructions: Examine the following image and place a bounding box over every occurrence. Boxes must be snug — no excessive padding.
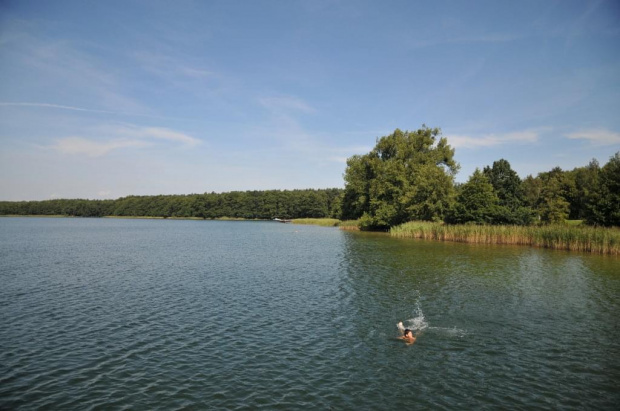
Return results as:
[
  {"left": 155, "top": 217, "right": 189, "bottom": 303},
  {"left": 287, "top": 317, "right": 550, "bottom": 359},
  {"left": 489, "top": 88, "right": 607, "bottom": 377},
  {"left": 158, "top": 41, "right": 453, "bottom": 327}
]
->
[{"left": 1, "top": 0, "right": 619, "bottom": 200}]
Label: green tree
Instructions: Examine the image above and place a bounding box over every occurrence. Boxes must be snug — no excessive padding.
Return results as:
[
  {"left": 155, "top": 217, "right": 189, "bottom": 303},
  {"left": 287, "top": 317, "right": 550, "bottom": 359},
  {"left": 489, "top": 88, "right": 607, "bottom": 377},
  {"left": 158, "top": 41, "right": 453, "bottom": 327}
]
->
[
  {"left": 483, "top": 159, "right": 524, "bottom": 209},
  {"left": 342, "top": 126, "right": 459, "bottom": 229},
  {"left": 538, "top": 169, "right": 570, "bottom": 224},
  {"left": 482, "top": 159, "right": 533, "bottom": 225},
  {"left": 446, "top": 169, "right": 500, "bottom": 224},
  {"left": 571, "top": 159, "right": 600, "bottom": 221},
  {"left": 587, "top": 152, "right": 620, "bottom": 226}
]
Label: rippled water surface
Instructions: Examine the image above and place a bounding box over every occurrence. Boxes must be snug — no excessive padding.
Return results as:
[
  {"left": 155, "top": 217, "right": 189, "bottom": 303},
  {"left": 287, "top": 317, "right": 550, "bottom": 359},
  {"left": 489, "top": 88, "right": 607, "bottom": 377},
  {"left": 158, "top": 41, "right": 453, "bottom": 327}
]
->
[{"left": 1, "top": 218, "right": 619, "bottom": 409}]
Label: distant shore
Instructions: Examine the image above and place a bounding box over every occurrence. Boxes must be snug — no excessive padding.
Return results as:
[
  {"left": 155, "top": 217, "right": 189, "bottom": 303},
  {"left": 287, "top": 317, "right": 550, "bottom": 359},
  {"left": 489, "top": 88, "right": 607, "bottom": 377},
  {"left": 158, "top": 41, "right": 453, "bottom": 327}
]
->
[{"left": 0, "top": 215, "right": 266, "bottom": 221}]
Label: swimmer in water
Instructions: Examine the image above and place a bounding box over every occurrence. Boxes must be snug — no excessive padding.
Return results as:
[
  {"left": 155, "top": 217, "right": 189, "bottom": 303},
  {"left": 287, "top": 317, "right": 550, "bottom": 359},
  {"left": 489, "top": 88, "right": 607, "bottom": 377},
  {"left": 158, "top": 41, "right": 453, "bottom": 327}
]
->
[{"left": 397, "top": 322, "right": 416, "bottom": 344}]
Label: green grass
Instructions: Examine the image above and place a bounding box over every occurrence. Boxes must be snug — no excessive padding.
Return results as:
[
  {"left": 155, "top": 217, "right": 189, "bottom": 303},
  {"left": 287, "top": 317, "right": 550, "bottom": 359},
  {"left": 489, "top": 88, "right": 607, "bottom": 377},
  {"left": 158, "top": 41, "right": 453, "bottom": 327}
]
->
[
  {"left": 291, "top": 218, "right": 341, "bottom": 227},
  {"left": 565, "top": 220, "right": 584, "bottom": 226},
  {"left": 390, "top": 221, "right": 620, "bottom": 255}
]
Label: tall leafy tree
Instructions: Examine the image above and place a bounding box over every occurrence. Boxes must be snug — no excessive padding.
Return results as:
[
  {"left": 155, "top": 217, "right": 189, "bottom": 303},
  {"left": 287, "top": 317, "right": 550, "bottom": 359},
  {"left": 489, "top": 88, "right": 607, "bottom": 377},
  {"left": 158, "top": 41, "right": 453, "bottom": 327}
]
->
[
  {"left": 587, "top": 152, "right": 620, "bottom": 226},
  {"left": 446, "top": 169, "right": 500, "bottom": 224},
  {"left": 342, "top": 126, "right": 459, "bottom": 229},
  {"left": 571, "top": 159, "right": 600, "bottom": 221},
  {"left": 482, "top": 159, "right": 534, "bottom": 224},
  {"left": 482, "top": 159, "right": 524, "bottom": 209},
  {"left": 538, "top": 168, "right": 571, "bottom": 223}
]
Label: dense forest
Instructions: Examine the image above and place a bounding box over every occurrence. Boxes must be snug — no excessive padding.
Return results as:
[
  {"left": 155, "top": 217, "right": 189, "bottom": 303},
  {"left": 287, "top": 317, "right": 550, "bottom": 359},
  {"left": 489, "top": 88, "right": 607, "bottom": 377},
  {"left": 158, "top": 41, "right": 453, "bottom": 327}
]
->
[
  {"left": 1, "top": 127, "right": 618, "bottom": 228},
  {"left": 341, "top": 127, "right": 619, "bottom": 228},
  {"left": 0, "top": 189, "right": 343, "bottom": 220}
]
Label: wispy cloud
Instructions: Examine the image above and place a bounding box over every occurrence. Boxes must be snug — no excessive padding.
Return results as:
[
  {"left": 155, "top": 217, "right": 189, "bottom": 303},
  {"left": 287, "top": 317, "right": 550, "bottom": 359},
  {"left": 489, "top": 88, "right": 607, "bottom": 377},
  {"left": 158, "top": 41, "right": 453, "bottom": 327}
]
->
[
  {"left": 0, "top": 29, "right": 154, "bottom": 116},
  {"left": 132, "top": 51, "right": 217, "bottom": 82},
  {"left": 52, "top": 137, "right": 149, "bottom": 157},
  {"left": 112, "top": 125, "right": 201, "bottom": 146},
  {"left": 259, "top": 95, "right": 316, "bottom": 114},
  {"left": 0, "top": 102, "right": 117, "bottom": 114},
  {"left": 446, "top": 130, "right": 539, "bottom": 148},
  {"left": 566, "top": 128, "right": 620, "bottom": 146},
  {"left": 409, "top": 33, "right": 522, "bottom": 49},
  {"left": 49, "top": 125, "right": 201, "bottom": 157},
  {"left": 0, "top": 101, "right": 185, "bottom": 120}
]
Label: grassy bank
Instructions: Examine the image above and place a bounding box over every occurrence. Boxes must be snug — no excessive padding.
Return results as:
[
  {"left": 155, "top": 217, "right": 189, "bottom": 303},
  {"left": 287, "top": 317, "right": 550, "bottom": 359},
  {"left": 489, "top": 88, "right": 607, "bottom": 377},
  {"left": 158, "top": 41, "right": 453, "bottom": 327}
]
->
[
  {"left": 390, "top": 221, "right": 620, "bottom": 255},
  {"left": 291, "top": 218, "right": 341, "bottom": 227},
  {"left": 337, "top": 220, "right": 361, "bottom": 230}
]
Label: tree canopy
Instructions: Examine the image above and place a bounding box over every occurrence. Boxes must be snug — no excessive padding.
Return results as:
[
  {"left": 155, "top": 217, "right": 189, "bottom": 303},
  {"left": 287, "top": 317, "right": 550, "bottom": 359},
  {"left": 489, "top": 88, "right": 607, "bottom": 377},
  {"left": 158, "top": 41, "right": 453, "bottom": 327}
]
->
[{"left": 341, "top": 126, "right": 458, "bottom": 229}]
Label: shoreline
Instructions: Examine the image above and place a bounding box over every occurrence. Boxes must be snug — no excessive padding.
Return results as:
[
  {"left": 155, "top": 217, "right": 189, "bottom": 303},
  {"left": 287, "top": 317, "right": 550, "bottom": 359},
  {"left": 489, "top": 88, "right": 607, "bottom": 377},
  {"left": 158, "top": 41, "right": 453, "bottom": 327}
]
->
[
  {"left": 0, "top": 215, "right": 268, "bottom": 221},
  {"left": 2, "top": 215, "right": 618, "bottom": 255}
]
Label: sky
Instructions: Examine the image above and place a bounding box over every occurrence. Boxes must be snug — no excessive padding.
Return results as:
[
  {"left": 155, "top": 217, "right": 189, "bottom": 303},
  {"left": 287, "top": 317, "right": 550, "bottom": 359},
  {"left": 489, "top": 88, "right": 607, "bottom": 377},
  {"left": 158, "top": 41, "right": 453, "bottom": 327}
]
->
[{"left": 0, "top": 0, "right": 619, "bottom": 201}]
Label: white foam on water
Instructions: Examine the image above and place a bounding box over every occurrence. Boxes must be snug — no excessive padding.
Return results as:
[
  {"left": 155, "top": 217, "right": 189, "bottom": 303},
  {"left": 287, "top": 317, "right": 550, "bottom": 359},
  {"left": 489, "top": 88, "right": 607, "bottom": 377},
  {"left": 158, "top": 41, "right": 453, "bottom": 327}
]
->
[
  {"left": 397, "top": 297, "right": 466, "bottom": 337},
  {"left": 398, "top": 300, "right": 429, "bottom": 333},
  {"left": 427, "top": 326, "right": 468, "bottom": 338}
]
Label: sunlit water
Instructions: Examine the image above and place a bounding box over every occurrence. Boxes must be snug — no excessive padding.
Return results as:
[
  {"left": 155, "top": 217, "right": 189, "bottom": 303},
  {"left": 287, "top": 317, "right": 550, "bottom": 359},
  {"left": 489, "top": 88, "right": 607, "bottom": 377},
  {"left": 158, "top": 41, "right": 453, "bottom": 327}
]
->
[{"left": 1, "top": 218, "right": 618, "bottom": 409}]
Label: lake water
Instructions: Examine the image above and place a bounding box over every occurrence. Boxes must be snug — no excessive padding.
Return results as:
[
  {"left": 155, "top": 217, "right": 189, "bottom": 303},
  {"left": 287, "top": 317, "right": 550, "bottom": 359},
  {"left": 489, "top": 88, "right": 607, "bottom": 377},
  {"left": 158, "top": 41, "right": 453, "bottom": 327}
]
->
[{"left": 1, "top": 218, "right": 619, "bottom": 410}]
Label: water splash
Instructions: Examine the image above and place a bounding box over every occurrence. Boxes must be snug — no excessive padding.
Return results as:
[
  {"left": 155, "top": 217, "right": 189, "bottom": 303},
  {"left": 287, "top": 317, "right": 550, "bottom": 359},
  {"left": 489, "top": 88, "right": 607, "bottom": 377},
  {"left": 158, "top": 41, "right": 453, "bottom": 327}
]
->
[
  {"left": 397, "top": 299, "right": 429, "bottom": 333},
  {"left": 397, "top": 298, "right": 466, "bottom": 337}
]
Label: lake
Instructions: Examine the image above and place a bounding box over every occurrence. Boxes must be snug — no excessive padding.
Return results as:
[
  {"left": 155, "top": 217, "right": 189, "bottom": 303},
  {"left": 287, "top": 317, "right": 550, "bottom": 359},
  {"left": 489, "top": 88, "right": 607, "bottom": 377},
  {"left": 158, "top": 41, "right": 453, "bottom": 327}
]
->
[{"left": 1, "top": 218, "right": 618, "bottom": 409}]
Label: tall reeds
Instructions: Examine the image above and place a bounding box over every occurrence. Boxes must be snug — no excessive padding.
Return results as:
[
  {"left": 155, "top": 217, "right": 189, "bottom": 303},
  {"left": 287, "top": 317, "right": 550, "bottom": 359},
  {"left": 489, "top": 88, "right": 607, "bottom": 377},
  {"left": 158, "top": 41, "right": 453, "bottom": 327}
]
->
[
  {"left": 390, "top": 221, "right": 620, "bottom": 255},
  {"left": 291, "top": 218, "right": 341, "bottom": 227},
  {"left": 337, "top": 220, "right": 361, "bottom": 230}
]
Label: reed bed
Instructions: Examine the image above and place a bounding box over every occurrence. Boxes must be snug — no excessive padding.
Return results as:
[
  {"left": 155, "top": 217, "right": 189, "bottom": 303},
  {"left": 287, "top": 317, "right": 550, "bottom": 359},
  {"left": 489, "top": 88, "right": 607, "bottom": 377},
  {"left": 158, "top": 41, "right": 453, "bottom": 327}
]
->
[
  {"left": 390, "top": 221, "right": 620, "bottom": 255},
  {"left": 291, "top": 218, "right": 341, "bottom": 227},
  {"left": 337, "top": 220, "right": 361, "bottom": 230}
]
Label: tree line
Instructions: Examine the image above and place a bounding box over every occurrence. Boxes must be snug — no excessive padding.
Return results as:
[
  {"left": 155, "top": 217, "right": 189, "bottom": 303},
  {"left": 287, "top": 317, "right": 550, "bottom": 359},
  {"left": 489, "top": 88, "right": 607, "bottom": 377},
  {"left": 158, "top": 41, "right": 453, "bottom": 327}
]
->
[
  {"left": 341, "top": 127, "right": 619, "bottom": 229},
  {"left": 0, "top": 189, "right": 343, "bottom": 220},
  {"left": 1, "top": 126, "right": 618, "bottom": 228}
]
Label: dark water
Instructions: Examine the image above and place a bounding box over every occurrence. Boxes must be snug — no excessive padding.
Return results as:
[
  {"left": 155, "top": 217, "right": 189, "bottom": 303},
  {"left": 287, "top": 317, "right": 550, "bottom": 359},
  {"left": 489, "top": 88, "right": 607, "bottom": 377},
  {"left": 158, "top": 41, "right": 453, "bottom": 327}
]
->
[{"left": 1, "top": 218, "right": 619, "bottom": 410}]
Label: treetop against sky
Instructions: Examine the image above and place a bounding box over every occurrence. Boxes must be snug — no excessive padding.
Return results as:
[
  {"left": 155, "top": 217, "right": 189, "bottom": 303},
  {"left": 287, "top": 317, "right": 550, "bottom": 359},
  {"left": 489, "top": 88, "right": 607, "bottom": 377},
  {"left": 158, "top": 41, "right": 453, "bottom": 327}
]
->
[{"left": 0, "top": 0, "right": 618, "bottom": 201}]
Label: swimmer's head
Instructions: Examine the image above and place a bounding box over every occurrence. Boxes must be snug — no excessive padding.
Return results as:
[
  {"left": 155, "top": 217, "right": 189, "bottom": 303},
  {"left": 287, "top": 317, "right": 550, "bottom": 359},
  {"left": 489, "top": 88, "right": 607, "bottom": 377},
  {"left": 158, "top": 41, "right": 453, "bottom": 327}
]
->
[{"left": 404, "top": 329, "right": 413, "bottom": 338}]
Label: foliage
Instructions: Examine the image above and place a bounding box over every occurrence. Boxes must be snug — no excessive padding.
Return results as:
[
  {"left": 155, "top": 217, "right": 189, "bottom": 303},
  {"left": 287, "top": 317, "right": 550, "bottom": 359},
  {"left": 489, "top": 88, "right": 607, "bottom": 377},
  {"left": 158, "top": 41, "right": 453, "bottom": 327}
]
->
[
  {"left": 483, "top": 159, "right": 524, "bottom": 210},
  {"left": 341, "top": 126, "right": 458, "bottom": 229},
  {"left": 0, "top": 189, "right": 343, "bottom": 220},
  {"left": 587, "top": 152, "right": 620, "bottom": 226},
  {"left": 537, "top": 168, "right": 571, "bottom": 224},
  {"left": 445, "top": 169, "right": 500, "bottom": 224},
  {"left": 446, "top": 166, "right": 534, "bottom": 225}
]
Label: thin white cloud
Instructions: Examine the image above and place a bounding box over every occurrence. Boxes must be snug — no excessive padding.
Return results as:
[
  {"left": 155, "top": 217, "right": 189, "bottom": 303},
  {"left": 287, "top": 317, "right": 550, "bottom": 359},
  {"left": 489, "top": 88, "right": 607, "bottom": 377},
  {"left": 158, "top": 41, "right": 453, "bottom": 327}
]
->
[
  {"left": 0, "top": 102, "right": 116, "bottom": 114},
  {"left": 132, "top": 51, "right": 216, "bottom": 81},
  {"left": 179, "top": 67, "right": 214, "bottom": 79},
  {"left": 50, "top": 125, "right": 201, "bottom": 157},
  {"left": 410, "top": 33, "right": 522, "bottom": 49},
  {"left": 0, "top": 102, "right": 185, "bottom": 120},
  {"left": 52, "top": 137, "right": 150, "bottom": 157},
  {"left": 259, "top": 96, "right": 316, "bottom": 114},
  {"left": 565, "top": 128, "right": 620, "bottom": 146},
  {"left": 123, "top": 126, "right": 201, "bottom": 146},
  {"left": 447, "top": 130, "right": 539, "bottom": 148}
]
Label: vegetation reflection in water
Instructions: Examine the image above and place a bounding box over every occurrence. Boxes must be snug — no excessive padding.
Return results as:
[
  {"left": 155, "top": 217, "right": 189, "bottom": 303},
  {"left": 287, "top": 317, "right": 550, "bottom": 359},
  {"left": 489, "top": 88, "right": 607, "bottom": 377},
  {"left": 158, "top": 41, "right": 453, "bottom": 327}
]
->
[{"left": 0, "top": 218, "right": 618, "bottom": 409}]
